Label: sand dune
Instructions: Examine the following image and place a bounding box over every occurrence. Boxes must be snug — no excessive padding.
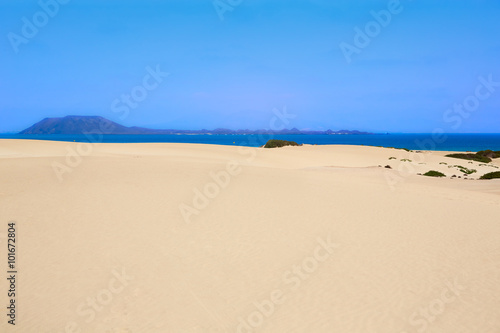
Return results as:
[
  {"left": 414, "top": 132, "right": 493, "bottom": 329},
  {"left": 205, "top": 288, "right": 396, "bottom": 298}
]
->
[{"left": 0, "top": 139, "right": 499, "bottom": 333}]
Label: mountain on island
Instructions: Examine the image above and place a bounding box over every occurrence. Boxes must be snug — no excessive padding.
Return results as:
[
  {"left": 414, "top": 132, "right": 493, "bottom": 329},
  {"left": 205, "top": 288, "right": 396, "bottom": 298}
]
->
[{"left": 19, "top": 116, "right": 372, "bottom": 135}]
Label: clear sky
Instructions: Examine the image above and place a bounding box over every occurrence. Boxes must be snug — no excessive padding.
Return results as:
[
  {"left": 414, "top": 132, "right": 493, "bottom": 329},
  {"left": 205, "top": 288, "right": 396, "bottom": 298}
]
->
[{"left": 1, "top": 0, "right": 499, "bottom": 133}]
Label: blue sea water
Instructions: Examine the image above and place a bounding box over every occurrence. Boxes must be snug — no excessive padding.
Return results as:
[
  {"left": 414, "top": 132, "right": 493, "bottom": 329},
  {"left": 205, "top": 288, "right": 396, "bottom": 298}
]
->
[{"left": 1, "top": 133, "right": 500, "bottom": 152}]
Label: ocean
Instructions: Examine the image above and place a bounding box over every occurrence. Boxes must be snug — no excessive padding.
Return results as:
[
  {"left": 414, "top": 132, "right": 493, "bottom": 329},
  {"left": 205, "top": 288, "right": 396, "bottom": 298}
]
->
[{"left": 1, "top": 133, "right": 500, "bottom": 152}]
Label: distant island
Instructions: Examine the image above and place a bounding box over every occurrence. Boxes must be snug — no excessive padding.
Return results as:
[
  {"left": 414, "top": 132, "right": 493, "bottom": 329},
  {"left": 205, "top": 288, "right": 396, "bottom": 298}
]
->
[{"left": 19, "top": 116, "right": 373, "bottom": 135}]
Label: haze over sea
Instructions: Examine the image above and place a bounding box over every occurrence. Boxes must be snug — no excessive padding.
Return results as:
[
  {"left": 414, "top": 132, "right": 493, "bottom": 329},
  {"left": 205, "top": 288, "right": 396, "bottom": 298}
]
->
[{"left": 2, "top": 133, "right": 500, "bottom": 152}]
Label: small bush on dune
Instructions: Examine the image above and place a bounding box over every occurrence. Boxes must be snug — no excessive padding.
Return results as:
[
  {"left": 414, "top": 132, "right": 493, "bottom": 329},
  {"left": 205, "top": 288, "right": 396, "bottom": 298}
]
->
[
  {"left": 453, "top": 165, "right": 476, "bottom": 175},
  {"left": 477, "top": 150, "right": 500, "bottom": 159},
  {"left": 446, "top": 150, "right": 500, "bottom": 163},
  {"left": 423, "top": 170, "right": 446, "bottom": 177},
  {"left": 480, "top": 171, "right": 500, "bottom": 180},
  {"left": 264, "top": 139, "right": 301, "bottom": 148},
  {"left": 445, "top": 153, "right": 491, "bottom": 163}
]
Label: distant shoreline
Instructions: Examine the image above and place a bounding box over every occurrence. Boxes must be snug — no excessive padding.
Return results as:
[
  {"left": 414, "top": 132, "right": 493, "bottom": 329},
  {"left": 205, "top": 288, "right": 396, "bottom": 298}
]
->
[{"left": 2, "top": 133, "right": 500, "bottom": 152}]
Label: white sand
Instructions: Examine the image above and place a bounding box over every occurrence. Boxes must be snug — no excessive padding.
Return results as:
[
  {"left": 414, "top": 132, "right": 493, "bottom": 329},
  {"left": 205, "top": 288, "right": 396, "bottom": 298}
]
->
[{"left": 0, "top": 139, "right": 499, "bottom": 332}]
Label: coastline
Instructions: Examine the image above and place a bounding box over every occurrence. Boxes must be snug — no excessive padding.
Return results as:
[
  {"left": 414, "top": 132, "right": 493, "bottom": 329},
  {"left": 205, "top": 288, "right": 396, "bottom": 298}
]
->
[{"left": 2, "top": 133, "right": 500, "bottom": 151}]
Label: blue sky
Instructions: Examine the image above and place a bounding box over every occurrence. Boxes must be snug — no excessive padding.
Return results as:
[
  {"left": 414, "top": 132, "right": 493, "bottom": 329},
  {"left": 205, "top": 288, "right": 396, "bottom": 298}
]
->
[{"left": 1, "top": 0, "right": 499, "bottom": 133}]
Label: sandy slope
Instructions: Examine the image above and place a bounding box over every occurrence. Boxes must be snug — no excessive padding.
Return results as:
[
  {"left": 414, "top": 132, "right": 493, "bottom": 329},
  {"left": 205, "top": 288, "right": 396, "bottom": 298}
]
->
[{"left": 0, "top": 139, "right": 499, "bottom": 333}]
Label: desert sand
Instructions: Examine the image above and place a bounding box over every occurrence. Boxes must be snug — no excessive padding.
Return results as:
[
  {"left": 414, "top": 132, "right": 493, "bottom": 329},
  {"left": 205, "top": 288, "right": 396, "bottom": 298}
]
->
[{"left": 0, "top": 139, "right": 499, "bottom": 333}]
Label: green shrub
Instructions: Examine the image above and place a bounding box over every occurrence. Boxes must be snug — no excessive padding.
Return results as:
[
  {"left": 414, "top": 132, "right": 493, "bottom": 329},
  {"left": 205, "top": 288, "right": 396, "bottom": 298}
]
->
[
  {"left": 480, "top": 171, "right": 500, "bottom": 180},
  {"left": 453, "top": 165, "right": 476, "bottom": 175},
  {"left": 445, "top": 153, "right": 491, "bottom": 163},
  {"left": 477, "top": 150, "right": 500, "bottom": 159},
  {"left": 264, "top": 139, "right": 301, "bottom": 148},
  {"left": 423, "top": 170, "right": 446, "bottom": 177}
]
